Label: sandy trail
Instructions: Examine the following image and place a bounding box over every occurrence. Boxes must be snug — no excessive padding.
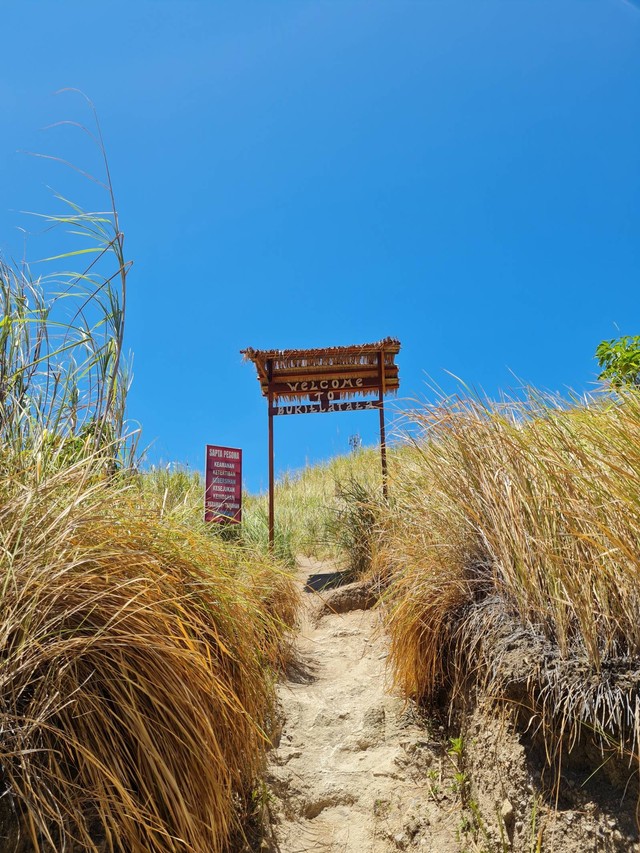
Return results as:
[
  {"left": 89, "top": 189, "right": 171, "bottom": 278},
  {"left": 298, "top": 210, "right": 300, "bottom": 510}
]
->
[{"left": 266, "top": 558, "right": 458, "bottom": 853}]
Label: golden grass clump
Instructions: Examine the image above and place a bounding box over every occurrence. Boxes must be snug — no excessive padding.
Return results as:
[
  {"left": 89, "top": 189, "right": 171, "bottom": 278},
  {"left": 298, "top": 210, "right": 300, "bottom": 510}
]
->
[
  {"left": 379, "top": 391, "right": 640, "bottom": 768},
  {"left": 1, "top": 119, "right": 300, "bottom": 850},
  {"left": 241, "top": 447, "right": 382, "bottom": 561},
  {"left": 0, "top": 458, "right": 298, "bottom": 852}
]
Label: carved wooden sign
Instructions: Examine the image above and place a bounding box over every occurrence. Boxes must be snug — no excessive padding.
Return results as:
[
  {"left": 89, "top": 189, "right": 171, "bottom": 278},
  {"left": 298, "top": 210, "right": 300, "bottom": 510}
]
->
[
  {"left": 272, "top": 400, "right": 382, "bottom": 416},
  {"left": 241, "top": 337, "right": 400, "bottom": 406}
]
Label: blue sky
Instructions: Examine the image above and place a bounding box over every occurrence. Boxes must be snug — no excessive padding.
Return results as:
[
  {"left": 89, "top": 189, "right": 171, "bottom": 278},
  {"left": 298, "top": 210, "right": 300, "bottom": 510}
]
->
[{"left": 1, "top": 1, "right": 639, "bottom": 492}]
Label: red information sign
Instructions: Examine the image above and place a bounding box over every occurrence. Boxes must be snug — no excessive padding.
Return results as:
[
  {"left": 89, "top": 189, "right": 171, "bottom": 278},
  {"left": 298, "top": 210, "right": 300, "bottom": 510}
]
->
[{"left": 205, "top": 445, "right": 242, "bottom": 523}]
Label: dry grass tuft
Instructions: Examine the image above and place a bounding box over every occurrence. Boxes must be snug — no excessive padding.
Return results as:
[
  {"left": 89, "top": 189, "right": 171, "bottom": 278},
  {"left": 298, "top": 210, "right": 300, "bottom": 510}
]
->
[
  {"left": 0, "top": 460, "right": 298, "bottom": 852},
  {"left": 379, "top": 391, "right": 640, "bottom": 777},
  {"left": 0, "top": 115, "right": 299, "bottom": 851}
]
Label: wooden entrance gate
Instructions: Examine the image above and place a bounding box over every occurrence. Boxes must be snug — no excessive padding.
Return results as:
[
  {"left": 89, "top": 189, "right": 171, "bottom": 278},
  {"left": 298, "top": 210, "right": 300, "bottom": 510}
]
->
[{"left": 241, "top": 338, "right": 401, "bottom": 545}]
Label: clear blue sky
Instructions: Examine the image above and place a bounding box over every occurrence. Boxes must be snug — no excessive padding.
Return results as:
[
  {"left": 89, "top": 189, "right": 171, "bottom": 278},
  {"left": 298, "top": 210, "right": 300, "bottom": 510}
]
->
[{"left": 1, "top": 1, "right": 639, "bottom": 492}]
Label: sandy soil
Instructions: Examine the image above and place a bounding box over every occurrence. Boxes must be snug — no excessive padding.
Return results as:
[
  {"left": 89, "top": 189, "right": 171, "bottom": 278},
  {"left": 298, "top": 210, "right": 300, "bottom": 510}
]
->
[{"left": 266, "top": 559, "right": 460, "bottom": 853}]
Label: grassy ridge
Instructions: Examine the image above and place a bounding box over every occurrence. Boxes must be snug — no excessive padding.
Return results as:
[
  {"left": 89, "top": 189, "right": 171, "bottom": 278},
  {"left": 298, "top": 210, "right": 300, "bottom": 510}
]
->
[
  {"left": 142, "top": 446, "right": 386, "bottom": 566},
  {"left": 253, "top": 447, "right": 383, "bottom": 560},
  {"left": 254, "top": 389, "right": 640, "bottom": 780},
  {"left": 377, "top": 391, "right": 640, "bottom": 775}
]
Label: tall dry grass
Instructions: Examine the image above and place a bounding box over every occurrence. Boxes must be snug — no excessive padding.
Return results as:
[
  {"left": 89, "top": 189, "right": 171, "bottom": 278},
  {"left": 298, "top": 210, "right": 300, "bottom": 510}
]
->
[
  {"left": 0, "top": 102, "right": 298, "bottom": 851},
  {"left": 379, "top": 391, "right": 640, "bottom": 770},
  {"left": 0, "top": 459, "right": 297, "bottom": 852}
]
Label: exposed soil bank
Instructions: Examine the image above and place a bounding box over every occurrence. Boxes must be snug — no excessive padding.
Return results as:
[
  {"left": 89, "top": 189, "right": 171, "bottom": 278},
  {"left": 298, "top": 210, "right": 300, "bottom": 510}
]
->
[{"left": 266, "top": 558, "right": 640, "bottom": 853}]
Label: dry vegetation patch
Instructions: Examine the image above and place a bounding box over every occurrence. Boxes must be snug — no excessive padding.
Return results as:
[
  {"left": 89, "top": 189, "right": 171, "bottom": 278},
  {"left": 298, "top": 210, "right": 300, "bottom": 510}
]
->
[
  {"left": 0, "top": 228, "right": 298, "bottom": 851},
  {"left": 376, "top": 392, "right": 640, "bottom": 815},
  {"left": 0, "top": 462, "right": 298, "bottom": 852}
]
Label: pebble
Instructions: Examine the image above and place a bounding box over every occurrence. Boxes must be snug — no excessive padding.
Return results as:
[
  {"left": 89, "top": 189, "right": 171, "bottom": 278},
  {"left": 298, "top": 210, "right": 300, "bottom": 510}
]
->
[{"left": 501, "top": 799, "right": 515, "bottom": 826}]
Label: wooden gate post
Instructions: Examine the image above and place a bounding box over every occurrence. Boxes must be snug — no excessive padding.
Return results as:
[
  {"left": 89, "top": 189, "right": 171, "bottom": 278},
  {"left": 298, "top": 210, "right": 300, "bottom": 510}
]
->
[
  {"left": 267, "top": 358, "right": 275, "bottom": 547},
  {"left": 378, "top": 349, "right": 388, "bottom": 499}
]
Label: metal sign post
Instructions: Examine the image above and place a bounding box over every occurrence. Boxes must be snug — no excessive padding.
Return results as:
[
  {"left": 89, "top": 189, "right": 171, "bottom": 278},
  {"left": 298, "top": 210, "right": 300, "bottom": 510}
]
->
[{"left": 242, "top": 338, "right": 401, "bottom": 546}]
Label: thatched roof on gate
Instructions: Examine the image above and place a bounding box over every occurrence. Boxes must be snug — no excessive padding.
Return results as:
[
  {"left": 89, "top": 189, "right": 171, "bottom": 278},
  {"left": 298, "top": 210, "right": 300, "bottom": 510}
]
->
[{"left": 241, "top": 338, "right": 401, "bottom": 401}]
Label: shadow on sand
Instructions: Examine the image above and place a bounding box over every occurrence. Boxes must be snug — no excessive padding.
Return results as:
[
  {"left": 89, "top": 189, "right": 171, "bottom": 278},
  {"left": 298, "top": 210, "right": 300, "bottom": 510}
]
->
[{"left": 303, "top": 570, "right": 353, "bottom": 593}]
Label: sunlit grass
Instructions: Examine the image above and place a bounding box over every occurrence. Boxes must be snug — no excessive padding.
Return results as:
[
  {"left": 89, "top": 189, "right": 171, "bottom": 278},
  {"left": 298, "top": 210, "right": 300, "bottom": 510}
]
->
[
  {"left": 0, "top": 103, "right": 298, "bottom": 851},
  {"left": 378, "top": 389, "right": 640, "bottom": 775},
  {"left": 139, "top": 446, "right": 388, "bottom": 566},
  {"left": 0, "top": 458, "right": 297, "bottom": 852}
]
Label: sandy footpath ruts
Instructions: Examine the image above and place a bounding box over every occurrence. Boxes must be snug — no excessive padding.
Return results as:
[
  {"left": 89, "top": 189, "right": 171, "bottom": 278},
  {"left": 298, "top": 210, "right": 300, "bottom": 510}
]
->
[{"left": 266, "top": 558, "right": 459, "bottom": 853}]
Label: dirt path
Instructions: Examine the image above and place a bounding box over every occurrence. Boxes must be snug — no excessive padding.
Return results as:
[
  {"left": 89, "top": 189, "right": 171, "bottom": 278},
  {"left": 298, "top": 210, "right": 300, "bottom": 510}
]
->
[{"left": 266, "top": 559, "right": 459, "bottom": 853}]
